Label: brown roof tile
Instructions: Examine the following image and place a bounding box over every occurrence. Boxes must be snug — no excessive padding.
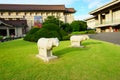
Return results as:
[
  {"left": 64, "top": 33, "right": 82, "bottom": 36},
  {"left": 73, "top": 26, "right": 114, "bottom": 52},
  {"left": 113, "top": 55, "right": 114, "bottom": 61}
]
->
[
  {"left": 66, "top": 8, "right": 76, "bottom": 13},
  {"left": 0, "top": 4, "right": 66, "bottom": 11}
]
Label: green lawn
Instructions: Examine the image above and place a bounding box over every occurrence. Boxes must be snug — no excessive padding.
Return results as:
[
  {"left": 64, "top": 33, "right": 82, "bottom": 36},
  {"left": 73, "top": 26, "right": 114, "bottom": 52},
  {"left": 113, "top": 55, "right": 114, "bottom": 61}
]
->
[{"left": 0, "top": 39, "right": 120, "bottom": 80}]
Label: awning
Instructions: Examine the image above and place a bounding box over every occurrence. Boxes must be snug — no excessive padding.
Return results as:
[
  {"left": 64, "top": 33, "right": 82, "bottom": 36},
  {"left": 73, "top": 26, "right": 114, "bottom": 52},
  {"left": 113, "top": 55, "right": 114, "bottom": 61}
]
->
[{"left": 0, "top": 20, "right": 13, "bottom": 27}]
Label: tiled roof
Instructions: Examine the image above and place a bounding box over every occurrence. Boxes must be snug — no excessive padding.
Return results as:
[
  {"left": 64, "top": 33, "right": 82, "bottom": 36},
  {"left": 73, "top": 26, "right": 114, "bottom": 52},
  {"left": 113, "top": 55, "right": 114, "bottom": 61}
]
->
[
  {"left": 0, "top": 4, "right": 75, "bottom": 13},
  {"left": 66, "top": 8, "right": 76, "bottom": 13},
  {"left": 0, "top": 4, "right": 65, "bottom": 11},
  {"left": 0, "top": 19, "right": 27, "bottom": 27}
]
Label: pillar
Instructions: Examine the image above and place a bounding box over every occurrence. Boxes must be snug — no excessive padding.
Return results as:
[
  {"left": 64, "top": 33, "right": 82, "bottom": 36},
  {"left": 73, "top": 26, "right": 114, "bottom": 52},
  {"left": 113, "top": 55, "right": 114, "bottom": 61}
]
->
[
  {"left": 98, "top": 14, "right": 102, "bottom": 24},
  {"left": 109, "top": 10, "right": 113, "bottom": 23},
  {"left": 6, "top": 27, "right": 10, "bottom": 36}
]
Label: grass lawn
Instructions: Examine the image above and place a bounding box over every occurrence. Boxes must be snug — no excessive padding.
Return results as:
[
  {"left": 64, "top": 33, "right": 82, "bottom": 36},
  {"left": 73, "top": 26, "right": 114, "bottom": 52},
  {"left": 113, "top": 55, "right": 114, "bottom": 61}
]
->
[{"left": 0, "top": 39, "right": 120, "bottom": 80}]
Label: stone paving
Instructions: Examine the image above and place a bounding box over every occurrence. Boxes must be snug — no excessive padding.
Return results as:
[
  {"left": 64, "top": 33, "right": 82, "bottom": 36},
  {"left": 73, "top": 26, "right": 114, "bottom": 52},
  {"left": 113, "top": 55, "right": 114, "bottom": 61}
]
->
[{"left": 89, "top": 32, "right": 120, "bottom": 45}]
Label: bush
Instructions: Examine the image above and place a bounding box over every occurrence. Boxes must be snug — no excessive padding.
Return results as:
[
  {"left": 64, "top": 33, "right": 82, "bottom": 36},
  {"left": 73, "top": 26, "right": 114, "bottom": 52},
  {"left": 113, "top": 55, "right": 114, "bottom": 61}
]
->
[
  {"left": 0, "top": 36, "right": 3, "bottom": 41},
  {"left": 0, "top": 36, "right": 3, "bottom": 40},
  {"left": 62, "top": 34, "right": 71, "bottom": 40},
  {"left": 24, "top": 23, "right": 69, "bottom": 42},
  {"left": 24, "top": 28, "right": 40, "bottom": 41},
  {"left": 71, "top": 21, "right": 87, "bottom": 32},
  {"left": 60, "top": 23, "right": 72, "bottom": 33},
  {"left": 30, "top": 28, "right": 61, "bottom": 42},
  {"left": 87, "top": 29, "right": 96, "bottom": 34},
  {"left": 71, "top": 31, "right": 87, "bottom": 35},
  {"left": 42, "top": 23, "right": 60, "bottom": 32}
]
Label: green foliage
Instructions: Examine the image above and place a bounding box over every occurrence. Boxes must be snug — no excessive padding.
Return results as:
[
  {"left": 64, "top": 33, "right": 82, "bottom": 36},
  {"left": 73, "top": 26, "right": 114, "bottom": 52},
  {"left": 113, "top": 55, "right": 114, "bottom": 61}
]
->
[
  {"left": 71, "top": 20, "right": 87, "bottom": 32},
  {"left": 61, "top": 23, "right": 72, "bottom": 33},
  {"left": 43, "top": 16, "right": 63, "bottom": 26},
  {"left": 26, "top": 27, "right": 40, "bottom": 35},
  {"left": 62, "top": 34, "right": 71, "bottom": 40},
  {"left": 0, "top": 36, "right": 3, "bottom": 40},
  {"left": 0, "top": 39, "right": 120, "bottom": 80},
  {"left": 60, "top": 29, "right": 68, "bottom": 37},
  {"left": 24, "top": 23, "right": 63, "bottom": 42},
  {"left": 24, "top": 28, "right": 40, "bottom": 41},
  {"left": 87, "top": 29, "right": 96, "bottom": 34},
  {"left": 71, "top": 31, "right": 87, "bottom": 35},
  {"left": 24, "top": 16, "right": 72, "bottom": 42},
  {"left": 31, "top": 28, "right": 61, "bottom": 42},
  {"left": 42, "top": 23, "right": 60, "bottom": 32}
]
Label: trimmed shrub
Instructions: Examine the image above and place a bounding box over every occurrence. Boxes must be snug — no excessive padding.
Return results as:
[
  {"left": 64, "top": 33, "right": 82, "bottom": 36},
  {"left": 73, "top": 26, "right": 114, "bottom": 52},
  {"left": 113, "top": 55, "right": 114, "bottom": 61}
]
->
[
  {"left": 42, "top": 23, "right": 60, "bottom": 32},
  {"left": 71, "top": 31, "right": 87, "bottom": 35},
  {"left": 62, "top": 34, "right": 71, "bottom": 40},
  {"left": 87, "top": 29, "right": 96, "bottom": 34},
  {"left": 24, "top": 23, "right": 70, "bottom": 42},
  {"left": 24, "top": 28, "right": 40, "bottom": 41},
  {"left": 31, "top": 28, "right": 61, "bottom": 42},
  {"left": 60, "top": 29, "right": 68, "bottom": 37}
]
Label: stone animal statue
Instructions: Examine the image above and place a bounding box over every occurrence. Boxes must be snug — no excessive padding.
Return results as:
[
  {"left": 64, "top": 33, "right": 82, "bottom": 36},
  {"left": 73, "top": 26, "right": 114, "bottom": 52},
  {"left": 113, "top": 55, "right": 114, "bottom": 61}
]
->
[
  {"left": 70, "top": 35, "right": 89, "bottom": 47},
  {"left": 37, "top": 38, "right": 59, "bottom": 62}
]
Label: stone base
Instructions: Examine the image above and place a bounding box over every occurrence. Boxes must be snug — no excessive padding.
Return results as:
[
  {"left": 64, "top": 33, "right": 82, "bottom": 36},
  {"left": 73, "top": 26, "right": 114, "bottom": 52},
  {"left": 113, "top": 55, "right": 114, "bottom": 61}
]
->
[{"left": 36, "top": 54, "right": 58, "bottom": 62}]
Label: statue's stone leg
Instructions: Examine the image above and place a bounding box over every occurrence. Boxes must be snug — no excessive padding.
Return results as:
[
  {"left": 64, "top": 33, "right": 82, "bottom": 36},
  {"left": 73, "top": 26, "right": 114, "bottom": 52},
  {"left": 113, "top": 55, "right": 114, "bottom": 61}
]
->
[
  {"left": 37, "top": 49, "right": 57, "bottom": 62},
  {"left": 37, "top": 48, "right": 49, "bottom": 62},
  {"left": 46, "top": 49, "right": 57, "bottom": 61},
  {"left": 71, "top": 41, "right": 80, "bottom": 47},
  {"left": 71, "top": 41, "right": 84, "bottom": 48},
  {"left": 47, "top": 50, "right": 52, "bottom": 57},
  {"left": 79, "top": 41, "right": 84, "bottom": 48}
]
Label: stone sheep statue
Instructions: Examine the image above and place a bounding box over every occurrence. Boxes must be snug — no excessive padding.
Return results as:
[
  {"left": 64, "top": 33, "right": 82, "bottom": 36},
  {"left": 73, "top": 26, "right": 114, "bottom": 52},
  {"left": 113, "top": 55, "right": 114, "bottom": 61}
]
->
[
  {"left": 36, "top": 38, "right": 59, "bottom": 62},
  {"left": 70, "top": 35, "right": 89, "bottom": 47}
]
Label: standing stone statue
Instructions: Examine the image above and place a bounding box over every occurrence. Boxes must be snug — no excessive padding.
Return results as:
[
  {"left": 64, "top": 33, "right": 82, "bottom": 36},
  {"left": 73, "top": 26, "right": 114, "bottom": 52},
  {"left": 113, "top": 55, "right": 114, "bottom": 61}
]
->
[
  {"left": 70, "top": 35, "right": 89, "bottom": 47},
  {"left": 36, "top": 38, "right": 59, "bottom": 62}
]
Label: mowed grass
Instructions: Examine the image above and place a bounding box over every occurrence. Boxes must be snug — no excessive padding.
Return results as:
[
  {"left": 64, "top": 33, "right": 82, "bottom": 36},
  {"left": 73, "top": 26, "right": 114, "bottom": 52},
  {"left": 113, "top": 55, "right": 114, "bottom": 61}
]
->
[{"left": 0, "top": 39, "right": 120, "bottom": 80}]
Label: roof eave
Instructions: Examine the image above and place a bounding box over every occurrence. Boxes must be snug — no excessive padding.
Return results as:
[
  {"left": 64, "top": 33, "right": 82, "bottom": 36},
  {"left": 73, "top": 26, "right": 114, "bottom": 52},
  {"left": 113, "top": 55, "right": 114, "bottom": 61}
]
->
[{"left": 89, "top": 0, "right": 120, "bottom": 15}]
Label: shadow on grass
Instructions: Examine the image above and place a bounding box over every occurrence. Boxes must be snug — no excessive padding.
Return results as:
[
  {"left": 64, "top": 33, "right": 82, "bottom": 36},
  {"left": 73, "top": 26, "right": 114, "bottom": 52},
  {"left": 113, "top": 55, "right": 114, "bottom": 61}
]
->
[
  {"left": 82, "top": 41, "right": 102, "bottom": 46},
  {"left": 54, "top": 41, "right": 102, "bottom": 57},
  {"left": 53, "top": 47, "right": 88, "bottom": 57}
]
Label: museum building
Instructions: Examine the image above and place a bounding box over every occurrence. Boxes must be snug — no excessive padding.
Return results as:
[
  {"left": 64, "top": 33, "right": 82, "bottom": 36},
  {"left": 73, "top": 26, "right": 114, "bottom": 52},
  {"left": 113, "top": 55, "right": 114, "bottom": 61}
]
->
[
  {"left": 86, "top": 0, "right": 120, "bottom": 33},
  {"left": 0, "top": 4, "right": 75, "bottom": 37}
]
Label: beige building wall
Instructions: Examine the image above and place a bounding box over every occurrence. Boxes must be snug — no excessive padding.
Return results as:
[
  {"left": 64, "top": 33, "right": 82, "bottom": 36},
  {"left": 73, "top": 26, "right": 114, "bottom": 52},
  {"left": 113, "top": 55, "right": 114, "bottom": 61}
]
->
[
  {"left": 0, "top": 11, "right": 74, "bottom": 31},
  {"left": 87, "top": 0, "right": 120, "bottom": 33},
  {"left": 86, "top": 8, "right": 120, "bottom": 32},
  {"left": 65, "top": 13, "right": 74, "bottom": 23},
  {"left": 86, "top": 18, "right": 96, "bottom": 29}
]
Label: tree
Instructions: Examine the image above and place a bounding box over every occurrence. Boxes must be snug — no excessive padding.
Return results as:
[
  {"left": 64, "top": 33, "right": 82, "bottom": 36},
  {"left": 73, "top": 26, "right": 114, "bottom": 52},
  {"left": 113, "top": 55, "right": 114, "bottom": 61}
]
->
[
  {"left": 43, "top": 16, "right": 63, "bottom": 27},
  {"left": 71, "top": 20, "right": 87, "bottom": 32},
  {"left": 61, "top": 23, "right": 72, "bottom": 33}
]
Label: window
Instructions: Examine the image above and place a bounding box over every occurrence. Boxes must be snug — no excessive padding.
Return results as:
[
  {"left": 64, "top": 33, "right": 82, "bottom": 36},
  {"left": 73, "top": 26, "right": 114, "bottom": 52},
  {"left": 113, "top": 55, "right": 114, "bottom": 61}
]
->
[
  {"left": 24, "top": 12, "right": 27, "bottom": 15},
  {"left": 35, "top": 12, "right": 37, "bottom": 15},
  {"left": 16, "top": 12, "right": 18, "bottom": 15},
  {"left": 1, "top": 12, "right": 3, "bottom": 15}
]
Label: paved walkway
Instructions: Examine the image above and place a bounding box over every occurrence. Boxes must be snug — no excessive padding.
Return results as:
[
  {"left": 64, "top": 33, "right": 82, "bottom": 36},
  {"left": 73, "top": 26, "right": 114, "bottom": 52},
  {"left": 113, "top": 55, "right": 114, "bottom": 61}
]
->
[{"left": 89, "top": 32, "right": 120, "bottom": 45}]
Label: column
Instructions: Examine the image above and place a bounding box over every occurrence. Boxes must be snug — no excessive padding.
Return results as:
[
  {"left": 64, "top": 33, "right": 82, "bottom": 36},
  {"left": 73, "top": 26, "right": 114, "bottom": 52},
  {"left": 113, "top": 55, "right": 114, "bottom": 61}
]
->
[
  {"left": 15, "top": 27, "right": 18, "bottom": 37},
  {"left": 6, "top": 27, "right": 10, "bottom": 36},
  {"left": 109, "top": 10, "right": 113, "bottom": 23},
  {"left": 98, "top": 14, "right": 102, "bottom": 24}
]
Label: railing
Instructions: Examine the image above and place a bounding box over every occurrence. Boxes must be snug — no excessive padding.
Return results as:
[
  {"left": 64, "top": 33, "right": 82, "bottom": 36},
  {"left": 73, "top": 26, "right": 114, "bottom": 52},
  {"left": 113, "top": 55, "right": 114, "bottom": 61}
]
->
[{"left": 95, "top": 19, "right": 120, "bottom": 26}]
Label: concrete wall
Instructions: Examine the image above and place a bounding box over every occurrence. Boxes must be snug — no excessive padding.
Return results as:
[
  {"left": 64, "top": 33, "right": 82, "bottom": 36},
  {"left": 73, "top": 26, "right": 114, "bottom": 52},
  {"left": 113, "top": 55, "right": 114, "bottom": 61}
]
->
[
  {"left": 86, "top": 18, "right": 96, "bottom": 29},
  {"left": 0, "top": 11, "right": 75, "bottom": 36}
]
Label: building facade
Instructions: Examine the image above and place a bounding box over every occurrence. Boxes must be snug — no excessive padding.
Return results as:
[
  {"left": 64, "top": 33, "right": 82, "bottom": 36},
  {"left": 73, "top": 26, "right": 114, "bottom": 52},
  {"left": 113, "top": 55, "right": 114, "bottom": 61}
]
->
[
  {"left": 0, "top": 4, "right": 75, "bottom": 37},
  {"left": 86, "top": 0, "right": 120, "bottom": 33}
]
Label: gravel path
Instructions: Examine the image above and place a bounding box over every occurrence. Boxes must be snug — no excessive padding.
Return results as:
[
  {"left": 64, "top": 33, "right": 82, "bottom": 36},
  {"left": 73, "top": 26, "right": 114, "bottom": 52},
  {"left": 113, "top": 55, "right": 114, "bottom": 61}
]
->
[{"left": 89, "top": 32, "right": 120, "bottom": 45}]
